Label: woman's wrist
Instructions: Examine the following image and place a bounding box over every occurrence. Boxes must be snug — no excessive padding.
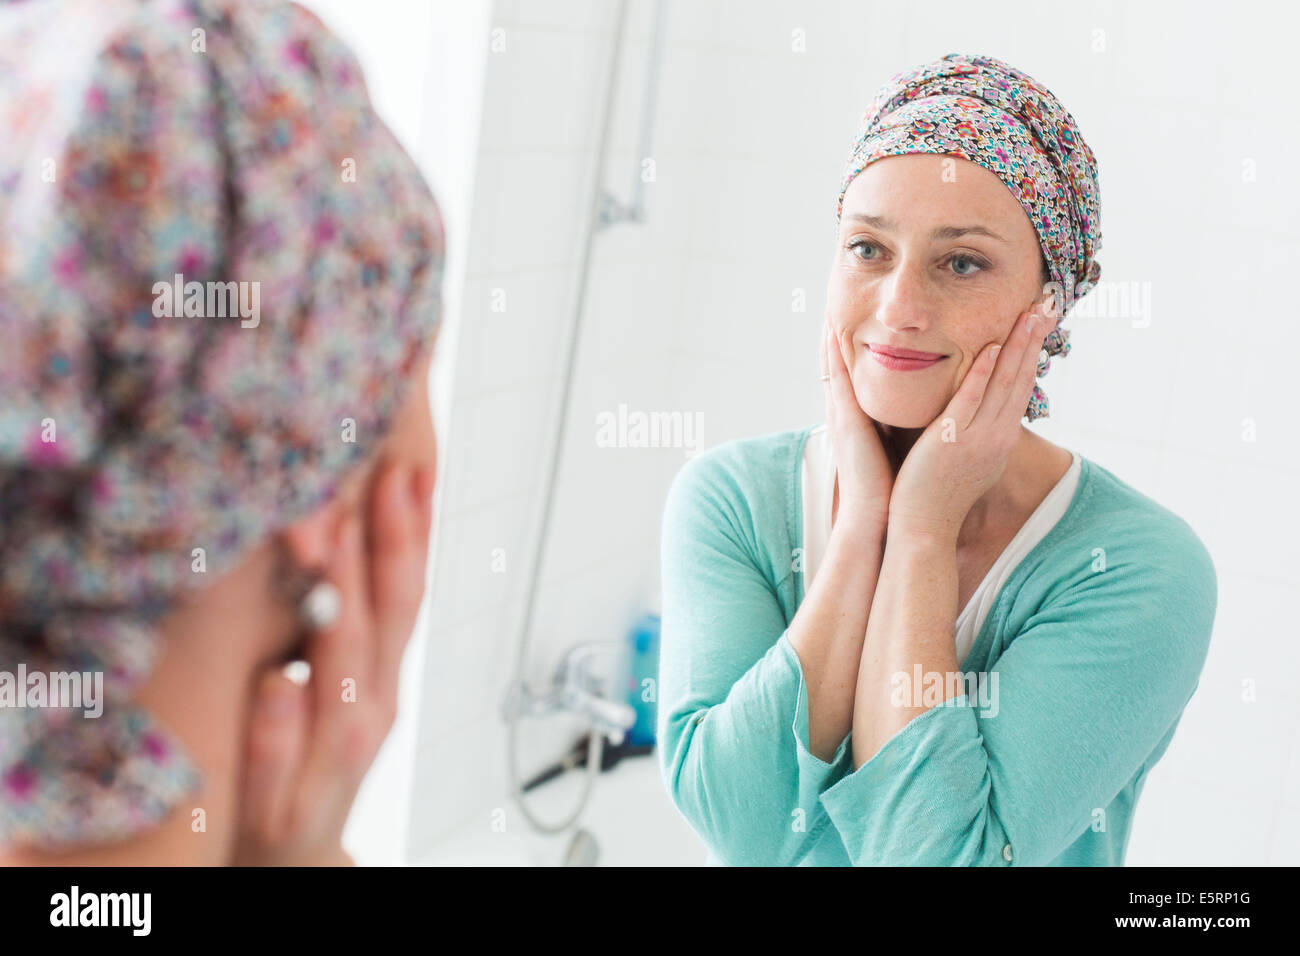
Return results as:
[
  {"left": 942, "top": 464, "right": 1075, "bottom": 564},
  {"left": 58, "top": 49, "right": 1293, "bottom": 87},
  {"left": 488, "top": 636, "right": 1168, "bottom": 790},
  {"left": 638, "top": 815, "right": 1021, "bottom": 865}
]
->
[
  {"left": 886, "top": 511, "right": 962, "bottom": 550},
  {"left": 833, "top": 503, "right": 890, "bottom": 546}
]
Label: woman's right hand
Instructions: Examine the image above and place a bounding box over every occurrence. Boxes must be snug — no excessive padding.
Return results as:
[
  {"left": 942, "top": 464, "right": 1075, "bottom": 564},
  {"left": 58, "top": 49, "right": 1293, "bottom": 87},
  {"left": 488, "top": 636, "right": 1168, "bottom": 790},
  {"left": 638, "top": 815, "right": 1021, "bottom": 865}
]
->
[{"left": 822, "top": 316, "right": 895, "bottom": 531}]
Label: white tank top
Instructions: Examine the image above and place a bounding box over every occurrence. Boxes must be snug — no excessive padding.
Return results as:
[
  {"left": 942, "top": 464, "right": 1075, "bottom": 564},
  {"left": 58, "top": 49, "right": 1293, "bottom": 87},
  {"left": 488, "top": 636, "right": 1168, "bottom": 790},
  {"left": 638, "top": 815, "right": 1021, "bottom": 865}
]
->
[{"left": 799, "top": 424, "right": 1082, "bottom": 666}]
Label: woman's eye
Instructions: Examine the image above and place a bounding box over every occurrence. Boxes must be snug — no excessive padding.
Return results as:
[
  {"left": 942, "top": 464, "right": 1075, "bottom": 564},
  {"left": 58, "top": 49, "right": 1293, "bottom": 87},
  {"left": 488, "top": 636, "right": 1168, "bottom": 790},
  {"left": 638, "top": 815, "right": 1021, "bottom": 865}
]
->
[
  {"left": 948, "top": 254, "right": 984, "bottom": 277},
  {"left": 849, "top": 240, "right": 879, "bottom": 261}
]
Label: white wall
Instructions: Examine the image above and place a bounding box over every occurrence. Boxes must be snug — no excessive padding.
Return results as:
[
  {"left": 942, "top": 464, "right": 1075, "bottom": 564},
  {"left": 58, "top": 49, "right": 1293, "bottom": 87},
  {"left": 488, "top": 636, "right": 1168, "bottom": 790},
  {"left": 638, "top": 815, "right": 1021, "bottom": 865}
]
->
[{"left": 331, "top": 0, "right": 1299, "bottom": 865}]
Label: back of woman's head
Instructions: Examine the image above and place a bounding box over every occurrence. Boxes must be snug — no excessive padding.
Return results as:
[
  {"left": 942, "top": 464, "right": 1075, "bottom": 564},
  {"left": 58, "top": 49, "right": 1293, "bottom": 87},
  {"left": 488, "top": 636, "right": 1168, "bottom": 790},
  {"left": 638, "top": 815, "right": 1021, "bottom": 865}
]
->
[{"left": 0, "top": 0, "right": 445, "bottom": 847}]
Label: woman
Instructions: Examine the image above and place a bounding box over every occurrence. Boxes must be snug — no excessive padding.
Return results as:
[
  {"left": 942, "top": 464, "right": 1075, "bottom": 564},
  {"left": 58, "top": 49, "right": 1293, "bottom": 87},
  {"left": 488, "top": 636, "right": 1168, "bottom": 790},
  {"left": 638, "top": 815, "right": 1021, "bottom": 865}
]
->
[
  {"left": 657, "top": 53, "right": 1217, "bottom": 866},
  {"left": 0, "top": 0, "right": 443, "bottom": 863}
]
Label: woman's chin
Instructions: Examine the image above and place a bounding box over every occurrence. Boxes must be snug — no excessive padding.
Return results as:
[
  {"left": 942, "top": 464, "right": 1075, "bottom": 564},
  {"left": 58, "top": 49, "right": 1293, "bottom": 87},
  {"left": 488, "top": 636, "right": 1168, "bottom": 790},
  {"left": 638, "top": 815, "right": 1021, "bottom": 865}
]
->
[{"left": 855, "top": 389, "right": 942, "bottom": 429}]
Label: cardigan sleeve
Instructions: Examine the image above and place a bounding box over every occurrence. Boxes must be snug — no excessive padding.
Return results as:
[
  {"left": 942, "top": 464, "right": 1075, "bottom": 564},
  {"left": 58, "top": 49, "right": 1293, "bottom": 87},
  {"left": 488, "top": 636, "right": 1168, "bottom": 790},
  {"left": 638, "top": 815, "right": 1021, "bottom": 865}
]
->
[
  {"left": 818, "top": 517, "right": 1218, "bottom": 866},
  {"left": 657, "top": 452, "right": 853, "bottom": 866}
]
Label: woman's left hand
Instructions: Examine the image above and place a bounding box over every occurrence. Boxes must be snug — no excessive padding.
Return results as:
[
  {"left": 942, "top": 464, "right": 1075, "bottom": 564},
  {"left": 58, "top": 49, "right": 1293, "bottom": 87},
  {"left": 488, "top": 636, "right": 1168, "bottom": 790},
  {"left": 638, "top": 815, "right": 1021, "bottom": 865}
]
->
[{"left": 886, "top": 306, "right": 1052, "bottom": 541}]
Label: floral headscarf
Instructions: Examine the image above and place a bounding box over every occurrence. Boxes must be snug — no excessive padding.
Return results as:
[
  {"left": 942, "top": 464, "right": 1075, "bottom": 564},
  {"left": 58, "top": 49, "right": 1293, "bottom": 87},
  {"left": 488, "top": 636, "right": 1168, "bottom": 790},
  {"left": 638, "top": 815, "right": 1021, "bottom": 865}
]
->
[
  {"left": 838, "top": 52, "right": 1102, "bottom": 421},
  {"left": 0, "top": 0, "right": 445, "bottom": 848}
]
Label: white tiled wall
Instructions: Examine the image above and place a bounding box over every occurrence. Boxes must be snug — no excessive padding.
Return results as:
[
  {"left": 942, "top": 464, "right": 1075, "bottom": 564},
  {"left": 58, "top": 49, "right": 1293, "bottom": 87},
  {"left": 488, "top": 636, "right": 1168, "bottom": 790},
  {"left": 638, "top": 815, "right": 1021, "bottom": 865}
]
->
[
  {"left": 342, "top": 0, "right": 1299, "bottom": 865},
  {"left": 406, "top": 0, "right": 644, "bottom": 858}
]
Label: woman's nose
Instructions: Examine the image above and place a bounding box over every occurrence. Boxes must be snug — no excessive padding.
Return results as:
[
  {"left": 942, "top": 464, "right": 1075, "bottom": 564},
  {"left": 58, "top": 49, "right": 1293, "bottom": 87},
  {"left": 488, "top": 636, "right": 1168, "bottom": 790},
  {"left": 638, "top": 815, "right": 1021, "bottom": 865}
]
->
[{"left": 872, "top": 260, "right": 935, "bottom": 334}]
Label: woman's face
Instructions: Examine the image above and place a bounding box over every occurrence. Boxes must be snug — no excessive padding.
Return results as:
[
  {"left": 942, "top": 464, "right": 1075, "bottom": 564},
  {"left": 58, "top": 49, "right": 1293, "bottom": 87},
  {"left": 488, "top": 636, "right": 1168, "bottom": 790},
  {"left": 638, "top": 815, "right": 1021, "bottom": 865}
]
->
[{"left": 827, "top": 153, "right": 1049, "bottom": 429}]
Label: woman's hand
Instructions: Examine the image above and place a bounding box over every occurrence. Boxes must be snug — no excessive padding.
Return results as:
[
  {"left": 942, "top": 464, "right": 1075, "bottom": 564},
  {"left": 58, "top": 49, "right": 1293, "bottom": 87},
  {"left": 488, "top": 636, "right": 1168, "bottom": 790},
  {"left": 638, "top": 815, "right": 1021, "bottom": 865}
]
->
[
  {"left": 886, "top": 306, "right": 1052, "bottom": 542},
  {"left": 822, "top": 316, "right": 895, "bottom": 531},
  {"left": 232, "top": 458, "right": 433, "bottom": 866}
]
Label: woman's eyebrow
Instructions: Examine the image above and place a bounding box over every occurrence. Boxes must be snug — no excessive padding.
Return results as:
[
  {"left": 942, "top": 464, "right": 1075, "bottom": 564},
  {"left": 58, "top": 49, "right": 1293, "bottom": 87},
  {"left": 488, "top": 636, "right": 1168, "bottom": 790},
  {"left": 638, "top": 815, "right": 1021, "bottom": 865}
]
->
[{"left": 846, "top": 213, "right": 1007, "bottom": 242}]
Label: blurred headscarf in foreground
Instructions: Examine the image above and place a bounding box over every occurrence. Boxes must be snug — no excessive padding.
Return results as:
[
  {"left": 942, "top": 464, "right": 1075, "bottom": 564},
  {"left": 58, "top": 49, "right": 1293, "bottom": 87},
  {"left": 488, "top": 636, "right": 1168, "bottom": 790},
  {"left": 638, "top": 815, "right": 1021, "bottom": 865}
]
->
[
  {"left": 837, "top": 52, "right": 1102, "bottom": 421},
  {"left": 0, "top": 0, "right": 445, "bottom": 847}
]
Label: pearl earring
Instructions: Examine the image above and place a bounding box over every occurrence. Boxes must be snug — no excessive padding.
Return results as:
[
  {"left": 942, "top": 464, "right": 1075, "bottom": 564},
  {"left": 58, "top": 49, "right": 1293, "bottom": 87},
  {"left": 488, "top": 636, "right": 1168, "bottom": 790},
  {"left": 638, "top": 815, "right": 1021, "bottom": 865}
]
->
[{"left": 299, "top": 580, "right": 341, "bottom": 632}]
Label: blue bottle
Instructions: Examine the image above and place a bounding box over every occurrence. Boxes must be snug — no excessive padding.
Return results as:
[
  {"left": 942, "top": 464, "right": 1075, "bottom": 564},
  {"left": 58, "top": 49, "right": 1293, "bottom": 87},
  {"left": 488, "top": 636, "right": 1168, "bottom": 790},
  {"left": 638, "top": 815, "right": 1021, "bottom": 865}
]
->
[{"left": 625, "top": 613, "right": 660, "bottom": 747}]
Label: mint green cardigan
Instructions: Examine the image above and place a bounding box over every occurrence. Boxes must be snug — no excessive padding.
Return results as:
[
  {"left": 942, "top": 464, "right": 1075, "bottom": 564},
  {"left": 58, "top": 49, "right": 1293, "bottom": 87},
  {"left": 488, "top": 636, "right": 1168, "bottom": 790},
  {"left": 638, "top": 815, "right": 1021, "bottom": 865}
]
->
[{"left": 656, "top": 425, "right": 1217, "bottom": 866}]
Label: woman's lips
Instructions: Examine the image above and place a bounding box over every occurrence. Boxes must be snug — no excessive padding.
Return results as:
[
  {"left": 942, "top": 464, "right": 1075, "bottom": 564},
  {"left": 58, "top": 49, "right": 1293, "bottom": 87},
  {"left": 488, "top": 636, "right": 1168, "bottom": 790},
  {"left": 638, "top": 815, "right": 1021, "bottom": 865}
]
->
[{"left": 867, "top": 344, "right": 946, "bottom": 371}]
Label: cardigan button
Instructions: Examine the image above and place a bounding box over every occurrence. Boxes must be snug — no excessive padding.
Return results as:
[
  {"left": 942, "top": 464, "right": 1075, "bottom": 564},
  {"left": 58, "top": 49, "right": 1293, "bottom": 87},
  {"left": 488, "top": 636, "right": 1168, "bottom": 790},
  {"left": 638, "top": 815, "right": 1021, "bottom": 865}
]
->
[
  {"left": 1002, "top": 843, "right": 1013, "bottom": 863},
  {"left": 694, "top": 713, "right": 705, "bottom": 727}
]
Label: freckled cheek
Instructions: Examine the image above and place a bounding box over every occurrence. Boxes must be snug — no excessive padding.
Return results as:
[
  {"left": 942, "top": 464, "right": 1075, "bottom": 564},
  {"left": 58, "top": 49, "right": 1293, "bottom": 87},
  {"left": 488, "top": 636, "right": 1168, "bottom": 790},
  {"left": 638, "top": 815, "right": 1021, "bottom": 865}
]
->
[{"left": 827, "top": 273, "right": 870, "bottom": 321}]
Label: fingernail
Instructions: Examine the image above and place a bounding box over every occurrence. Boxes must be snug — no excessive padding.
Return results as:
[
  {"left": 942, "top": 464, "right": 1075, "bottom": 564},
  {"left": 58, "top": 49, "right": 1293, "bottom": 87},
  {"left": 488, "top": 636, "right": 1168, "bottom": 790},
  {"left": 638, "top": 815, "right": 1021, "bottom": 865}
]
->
[{"left": 990, "top": 345, "right": 1002, "bottom": 361}]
